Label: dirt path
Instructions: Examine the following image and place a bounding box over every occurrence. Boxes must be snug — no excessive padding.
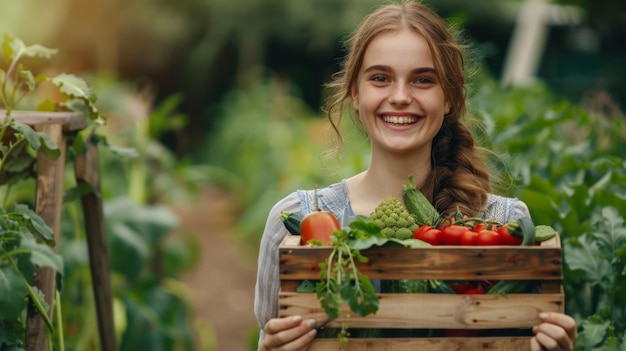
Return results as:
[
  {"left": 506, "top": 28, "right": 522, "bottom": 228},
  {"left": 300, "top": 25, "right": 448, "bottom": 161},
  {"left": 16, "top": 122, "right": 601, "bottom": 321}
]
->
[{"left": 171, "top": 186, "right": 259, "bottom": 351}]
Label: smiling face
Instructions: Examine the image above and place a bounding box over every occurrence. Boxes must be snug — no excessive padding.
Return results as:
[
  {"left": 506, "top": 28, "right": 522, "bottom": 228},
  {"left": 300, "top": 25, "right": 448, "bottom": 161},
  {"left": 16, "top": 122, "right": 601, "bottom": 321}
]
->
[{"left": 352, "top": 29, "right": 449, "bottom": 156}]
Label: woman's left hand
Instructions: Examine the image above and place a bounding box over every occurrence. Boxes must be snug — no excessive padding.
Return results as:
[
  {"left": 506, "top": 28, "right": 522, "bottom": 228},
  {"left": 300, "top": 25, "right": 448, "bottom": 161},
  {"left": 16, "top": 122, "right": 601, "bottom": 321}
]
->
[{"left": 531, "top": 312, "right": 577, "bottom": 351}]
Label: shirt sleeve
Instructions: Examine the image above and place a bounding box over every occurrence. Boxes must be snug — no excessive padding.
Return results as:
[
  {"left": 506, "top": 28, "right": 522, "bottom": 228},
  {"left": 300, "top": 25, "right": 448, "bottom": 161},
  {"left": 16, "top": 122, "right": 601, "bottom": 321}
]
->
[
  {"left": 254, "top": 192, "right": 301, "bottom": 345},
  {"left": 483, "top": 194, "right": 531, "bottom": 222}
]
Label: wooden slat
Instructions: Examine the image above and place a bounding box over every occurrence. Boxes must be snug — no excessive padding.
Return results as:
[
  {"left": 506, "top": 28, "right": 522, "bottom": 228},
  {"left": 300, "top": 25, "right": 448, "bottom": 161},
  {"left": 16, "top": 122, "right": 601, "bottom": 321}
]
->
[
  {"left": 26, "top": 124, "right": 66, "bottom": 351},
  {"left": 75, "top": 137, "right": 118, "bottom": 351},
  {"left": 279, "top": 246, "right": 562, "bottom": 281},
  {"left": 279, "top": 292, "right": 563, "bottom": 329},
  {"left": 309, "top": 337, "right": 533, "bottom": 351},
  {"left": 0, "top": 110, "right": 86, "bottom": 131}
]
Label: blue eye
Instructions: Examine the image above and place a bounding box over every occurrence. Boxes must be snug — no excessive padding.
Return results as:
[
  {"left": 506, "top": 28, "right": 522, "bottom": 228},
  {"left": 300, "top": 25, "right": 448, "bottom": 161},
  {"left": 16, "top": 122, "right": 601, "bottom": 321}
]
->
[{"left": 371, "top": 75, "right": 388, "bottom": 82}]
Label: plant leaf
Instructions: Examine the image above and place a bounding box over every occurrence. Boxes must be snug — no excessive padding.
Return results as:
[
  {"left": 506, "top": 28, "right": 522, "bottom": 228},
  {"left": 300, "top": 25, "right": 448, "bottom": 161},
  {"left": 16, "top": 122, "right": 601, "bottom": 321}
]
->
[
  {"left": 12, "top": 204, "right": 55, "bottom": 244},
  {"left": 565, "top": 235, "right": 612, "bottom": 287},
  {"left": 10, "top": 122, "right": 40, "bottom": 150},
  {"left": 20, "top": 237, "right": 64, "bottom": 274},
  {"left": 578, "top": 315, "right": 609, "bottom": 351},
  {"left": 8, "top": 35, "right": 58, "bottom": 61},
  {"left": 0, "top": 263, "right": 29, "bottom": 320},
  {"left": 37, "top": 132, "right": 61, "bottom": 160}
]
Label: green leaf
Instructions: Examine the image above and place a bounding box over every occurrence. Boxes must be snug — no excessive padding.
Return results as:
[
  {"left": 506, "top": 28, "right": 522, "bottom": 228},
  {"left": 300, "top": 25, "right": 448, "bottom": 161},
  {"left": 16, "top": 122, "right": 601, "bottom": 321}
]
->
[
  {"left": 4, "top": 154, "right": 34, "bottom": 173},
  {"left": 296, "top": 280, "right": 316, "bottom": 293},
  {"left": 17, "top": 69, "right": 35, "bottom": 92},
  {"left": 50, "top": 74, "right": 104, "bottom": 123},
  {"left": 565, "top": 235, "right": 612, "bottom": 287},
  {"left": 0, "top": 263, "right": 29, "bottom": 320},
  {"left": 10, "top": 122, "right": 40, "bottom": 150},
  {"left": 37, "top": 132, "right": 61, "bottom": 160},
  {"left": 8, "top": 35, "right": 58, "bottom": 61},
  {"left": 12, "top": 204, "right": 55, "bottom": 244},
  {"left": 21, "top": 237, "right": 63, "bottom": 274},
  {"left": 50, "top": 73, "right": 94, "bottom": 102},
  {"left": 594, "top": 207, "right": 626, "bottom": 265},
  {"left": 578, "top": 315, "right": 609, "bottom": 351}
]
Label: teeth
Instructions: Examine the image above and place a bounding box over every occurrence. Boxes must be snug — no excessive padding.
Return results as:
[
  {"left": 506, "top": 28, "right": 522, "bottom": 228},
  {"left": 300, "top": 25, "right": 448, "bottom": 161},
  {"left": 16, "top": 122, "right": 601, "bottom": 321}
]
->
[{"left": 382, "top": 115, "right": 417, "bottom": 125}]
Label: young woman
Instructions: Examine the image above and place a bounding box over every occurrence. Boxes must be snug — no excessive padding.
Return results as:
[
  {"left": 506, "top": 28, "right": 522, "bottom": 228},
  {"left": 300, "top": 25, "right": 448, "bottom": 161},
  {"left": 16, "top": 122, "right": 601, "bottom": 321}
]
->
[{"left": 254, "top": 1, "right": 577, "bottom": 350}]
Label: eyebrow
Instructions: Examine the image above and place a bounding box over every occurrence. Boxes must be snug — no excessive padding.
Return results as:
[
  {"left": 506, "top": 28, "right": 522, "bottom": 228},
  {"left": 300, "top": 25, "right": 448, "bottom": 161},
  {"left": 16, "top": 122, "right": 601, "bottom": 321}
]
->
[{"left": 363, "top": 65, "right": 438, "bottom": 75}]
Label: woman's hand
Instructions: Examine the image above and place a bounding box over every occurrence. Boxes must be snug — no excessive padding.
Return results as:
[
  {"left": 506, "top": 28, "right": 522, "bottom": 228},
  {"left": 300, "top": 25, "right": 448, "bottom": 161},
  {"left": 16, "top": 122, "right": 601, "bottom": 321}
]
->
[
  {"left": 531, "top": 312, "right": 577, "bottom": 351},
  {"left": 258, "top": 316, "right": 317, "bottom": 351}
]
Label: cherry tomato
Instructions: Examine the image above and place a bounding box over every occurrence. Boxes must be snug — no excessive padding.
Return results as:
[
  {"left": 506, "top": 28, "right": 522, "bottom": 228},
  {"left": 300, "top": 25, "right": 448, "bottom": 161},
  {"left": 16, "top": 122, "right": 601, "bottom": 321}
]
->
[
  {"left": 475, "top": 230, "right": 501, "bottom": 246},
  {"left": 497, "top": 225, "right": 523, "bottom": 245},
  {"left": 413, "top": 225, "right": 432, "bottom": 238},
  {"left": 300, "top": 209, "right": 340, "bottom": 246},
  {"left": 414, "top": 227, "right": 441, "bottom": 245},
  {"left": 460, "top": 230, "right": 478, "bottom": 246},
  {"left": 472, "top": 223, "right": 486, "bottom": 233},
  {"left": 440, "top": 225, "right": 469, "bottom": 245}
]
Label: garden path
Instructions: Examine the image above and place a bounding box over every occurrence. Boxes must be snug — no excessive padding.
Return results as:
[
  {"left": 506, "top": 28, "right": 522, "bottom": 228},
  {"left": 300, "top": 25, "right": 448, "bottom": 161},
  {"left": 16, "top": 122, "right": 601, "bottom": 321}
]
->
[{"left": 172, "top": 186, "right": 259, "bottom": 351}]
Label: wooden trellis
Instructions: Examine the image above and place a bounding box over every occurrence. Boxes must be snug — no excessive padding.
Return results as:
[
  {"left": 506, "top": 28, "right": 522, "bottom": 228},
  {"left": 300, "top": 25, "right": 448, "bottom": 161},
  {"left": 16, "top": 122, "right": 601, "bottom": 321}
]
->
[{"left": 2, "top": 111, "right": 117, "bottom": 351}]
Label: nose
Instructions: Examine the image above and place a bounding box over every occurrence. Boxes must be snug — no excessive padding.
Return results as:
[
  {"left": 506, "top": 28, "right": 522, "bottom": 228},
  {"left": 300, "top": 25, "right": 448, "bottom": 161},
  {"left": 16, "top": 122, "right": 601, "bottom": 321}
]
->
[{"left": 389, "top": 83, "right": 411, "bottom": 105}]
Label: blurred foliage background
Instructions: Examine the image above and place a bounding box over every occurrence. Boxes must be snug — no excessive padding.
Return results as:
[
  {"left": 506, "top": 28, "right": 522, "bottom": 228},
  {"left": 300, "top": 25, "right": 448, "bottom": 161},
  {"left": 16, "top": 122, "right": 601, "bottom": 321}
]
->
[{"left": 1, "top": 0, "right": 626, "bottom": 350}]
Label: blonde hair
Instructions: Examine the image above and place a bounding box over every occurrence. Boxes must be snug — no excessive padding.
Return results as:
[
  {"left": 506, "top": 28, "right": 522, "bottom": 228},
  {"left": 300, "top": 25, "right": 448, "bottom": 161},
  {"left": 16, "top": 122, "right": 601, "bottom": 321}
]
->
[{"left": 324, "top": 0, "right": 490, "bottom": 216}]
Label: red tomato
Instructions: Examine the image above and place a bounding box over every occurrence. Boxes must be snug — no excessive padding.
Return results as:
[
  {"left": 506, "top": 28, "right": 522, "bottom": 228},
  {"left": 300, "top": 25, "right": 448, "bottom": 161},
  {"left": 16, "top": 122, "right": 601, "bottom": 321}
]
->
[
  {"left": 463, "top": 288, "right": 486, "bottom": 295},
  {"left": 498, "top": 226, "right": 523, "bottom": 245},
  {"left": 449, "top": 282, "right": 475, "bottom": 294},
  {"left": 440, "top": 225, "right": 468, "bottom": 245},
  {"left": 472, "top": 223, "right": 486, "bottom": 233},
  {"left": 413, "top": 225, "right": 432, "bottom": 238},
  {"left": 460, "top": 230, "right": 478, "bottom": 246},
  {"left": 414, "top": 227, "right": 441, "bottom": 245},
  {"left": 300, "top": 210, "right": 340, "bottom": 246},
  {"left": 476, "top": 230, "right": 501, "bottom": 246}
]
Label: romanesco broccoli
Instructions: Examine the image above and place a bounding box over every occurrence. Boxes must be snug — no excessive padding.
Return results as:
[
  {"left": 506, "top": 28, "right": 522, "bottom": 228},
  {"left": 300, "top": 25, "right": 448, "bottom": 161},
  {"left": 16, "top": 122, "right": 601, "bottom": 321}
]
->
[{"left": 370, "top": 197, "right": 418, "bottom": 240}]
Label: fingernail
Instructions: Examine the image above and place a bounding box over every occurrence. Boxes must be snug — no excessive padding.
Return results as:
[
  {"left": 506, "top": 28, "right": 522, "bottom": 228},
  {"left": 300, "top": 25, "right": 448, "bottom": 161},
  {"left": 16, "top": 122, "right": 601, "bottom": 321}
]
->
[
  {"left": 306, "top": 319, "right": 316, "bottom": 328},
  {"left": 532, "top": 325, "right": 538, "bottom": 333},
  {"left": 308, "top": 328, "right": 317, "bottom": 336},
  {"left": 539, "top": 312, "right": 548, "bottom": 320},
  {"left": 292, "top": 316, "right": 302, "bottom": 323}
]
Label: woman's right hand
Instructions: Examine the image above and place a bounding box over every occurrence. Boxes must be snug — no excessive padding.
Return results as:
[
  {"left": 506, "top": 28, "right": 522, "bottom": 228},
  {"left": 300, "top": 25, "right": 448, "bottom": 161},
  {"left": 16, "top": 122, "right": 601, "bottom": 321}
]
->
[{"left": 258, "top": 315, "right": 317, "bottom": 351}]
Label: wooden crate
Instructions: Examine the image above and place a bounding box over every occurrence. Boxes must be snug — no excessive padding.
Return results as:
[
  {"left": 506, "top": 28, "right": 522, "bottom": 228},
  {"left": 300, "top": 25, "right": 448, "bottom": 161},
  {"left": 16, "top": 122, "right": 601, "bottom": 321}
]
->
[{"left": 278, "top": 233, "right": 564, "bottom": 351}]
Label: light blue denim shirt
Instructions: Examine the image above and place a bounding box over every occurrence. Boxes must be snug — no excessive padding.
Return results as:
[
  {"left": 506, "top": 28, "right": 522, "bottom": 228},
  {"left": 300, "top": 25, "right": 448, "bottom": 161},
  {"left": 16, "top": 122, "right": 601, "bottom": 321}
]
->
[{"left": 254, "top": 179, "right": 530, "bottom": 344}]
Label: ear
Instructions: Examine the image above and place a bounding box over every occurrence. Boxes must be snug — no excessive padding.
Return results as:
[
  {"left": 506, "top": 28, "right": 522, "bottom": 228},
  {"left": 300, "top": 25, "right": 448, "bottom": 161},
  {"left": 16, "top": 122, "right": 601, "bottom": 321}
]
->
[
  {"left": 444, "top": 101, "right": 451, "bottom": 116},
  {"left": 351, "top": 86, "right": 359, "bottom": 110}
]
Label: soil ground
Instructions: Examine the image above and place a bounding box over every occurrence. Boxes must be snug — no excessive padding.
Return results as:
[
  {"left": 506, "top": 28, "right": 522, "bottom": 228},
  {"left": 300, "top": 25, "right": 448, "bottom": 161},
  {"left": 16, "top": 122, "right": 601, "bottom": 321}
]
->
[{"left": 171, "top": 186, "right": 259, "bottom": 351}]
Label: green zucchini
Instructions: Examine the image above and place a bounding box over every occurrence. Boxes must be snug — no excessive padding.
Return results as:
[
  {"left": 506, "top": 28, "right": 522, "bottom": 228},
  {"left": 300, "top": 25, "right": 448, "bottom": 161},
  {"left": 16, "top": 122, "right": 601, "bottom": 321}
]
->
[
  {"left": 428, "top": 279, "right": 455, "bottom": 294},
  {"left": 402, "top": 175, "right": 439, "bottom": 226},
  {"left": 280, "top": 211, "right": 304, "bottom": 235}
]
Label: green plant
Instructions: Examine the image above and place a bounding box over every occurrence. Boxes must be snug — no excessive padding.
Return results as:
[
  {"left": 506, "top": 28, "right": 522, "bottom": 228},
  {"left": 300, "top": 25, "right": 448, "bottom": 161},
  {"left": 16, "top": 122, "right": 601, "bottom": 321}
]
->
[
  {"left": 0, "top": 33, "right": 106, "bottom": 351},
  {"left": 1, "top": 34, "right": 103, "bottom": 122},
  {"left": 470, "top": 74, "right": 626, "bottom": 350}
]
